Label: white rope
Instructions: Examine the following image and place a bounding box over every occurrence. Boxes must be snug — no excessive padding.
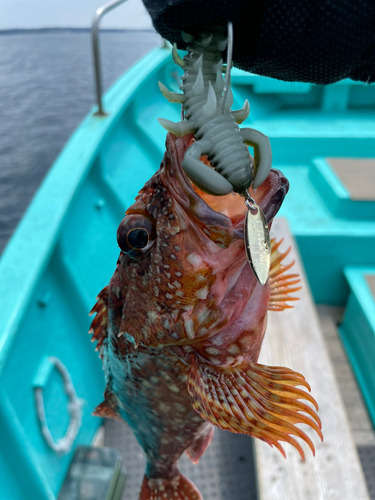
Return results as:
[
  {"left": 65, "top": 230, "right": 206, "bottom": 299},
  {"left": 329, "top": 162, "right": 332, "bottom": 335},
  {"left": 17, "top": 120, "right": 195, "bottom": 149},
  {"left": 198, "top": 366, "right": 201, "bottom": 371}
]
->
[{"left": 35, "top": 357, "right": 83, "bottom": 454}]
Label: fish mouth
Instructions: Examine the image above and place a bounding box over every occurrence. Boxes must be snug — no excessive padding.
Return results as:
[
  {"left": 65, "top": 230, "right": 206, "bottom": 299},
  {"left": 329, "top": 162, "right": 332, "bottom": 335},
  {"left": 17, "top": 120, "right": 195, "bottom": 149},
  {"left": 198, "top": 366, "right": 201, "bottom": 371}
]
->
[{"left": 163, "top": 133, "right": 289, "bottom": 242}]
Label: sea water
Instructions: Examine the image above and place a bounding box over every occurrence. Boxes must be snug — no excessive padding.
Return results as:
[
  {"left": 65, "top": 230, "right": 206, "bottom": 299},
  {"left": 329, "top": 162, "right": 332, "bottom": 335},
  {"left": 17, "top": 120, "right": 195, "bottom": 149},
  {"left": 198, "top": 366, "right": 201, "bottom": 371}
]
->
[{"left": 0, "top": 30, "right": 159, "bottom": 254}]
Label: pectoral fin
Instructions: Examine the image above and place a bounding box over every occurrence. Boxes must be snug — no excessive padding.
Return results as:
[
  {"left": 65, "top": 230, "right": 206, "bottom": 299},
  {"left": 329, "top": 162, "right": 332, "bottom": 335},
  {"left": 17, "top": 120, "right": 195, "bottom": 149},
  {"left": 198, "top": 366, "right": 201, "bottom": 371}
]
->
[{"left": 187, "top": 354, "right": 322, "bottom": 461}]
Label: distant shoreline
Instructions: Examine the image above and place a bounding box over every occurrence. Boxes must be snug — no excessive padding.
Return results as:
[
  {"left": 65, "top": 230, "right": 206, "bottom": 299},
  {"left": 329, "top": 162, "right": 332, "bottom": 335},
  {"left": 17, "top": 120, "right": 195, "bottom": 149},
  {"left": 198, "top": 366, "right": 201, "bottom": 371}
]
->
[{"left": 0, "top": 27, "right": 155, "bottom": 36}]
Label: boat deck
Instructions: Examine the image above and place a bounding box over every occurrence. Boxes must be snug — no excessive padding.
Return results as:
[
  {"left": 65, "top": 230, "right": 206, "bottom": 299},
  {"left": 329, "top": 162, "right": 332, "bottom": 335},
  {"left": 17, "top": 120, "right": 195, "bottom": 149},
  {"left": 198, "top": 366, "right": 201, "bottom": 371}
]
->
[
  {"left": 104, "top": 419, "right": 258, "bottom": 500},
  {"left": 317, "top": 305, "right": 375, "bottom": 499},
  {"left": 318, "top": 305, "right": 375, "bottom": 447}
]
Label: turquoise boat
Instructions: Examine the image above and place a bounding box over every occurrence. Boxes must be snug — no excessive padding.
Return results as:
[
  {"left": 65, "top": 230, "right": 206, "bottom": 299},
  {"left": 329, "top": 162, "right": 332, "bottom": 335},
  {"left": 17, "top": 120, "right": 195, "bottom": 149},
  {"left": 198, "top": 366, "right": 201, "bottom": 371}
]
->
[{"left": 1, "top": 19, "right": 375, "bottom": 500}]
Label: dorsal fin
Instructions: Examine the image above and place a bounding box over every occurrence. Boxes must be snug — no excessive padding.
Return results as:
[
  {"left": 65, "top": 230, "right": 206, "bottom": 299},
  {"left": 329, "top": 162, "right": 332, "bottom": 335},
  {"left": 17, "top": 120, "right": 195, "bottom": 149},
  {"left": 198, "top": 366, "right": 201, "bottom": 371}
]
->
[
  {"left": 268, "top": 239, "right": 301, "bottom": 311},
  {"left": 89, "top": 286, "right": 109, "bottom": 351}
]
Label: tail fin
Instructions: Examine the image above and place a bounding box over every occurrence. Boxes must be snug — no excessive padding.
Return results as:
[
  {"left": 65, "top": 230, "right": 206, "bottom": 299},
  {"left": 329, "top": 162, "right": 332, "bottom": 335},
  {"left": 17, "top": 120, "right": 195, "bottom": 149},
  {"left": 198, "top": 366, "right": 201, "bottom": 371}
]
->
[{"left": 140, "top": 471, "right": 202, "bottom": 500}]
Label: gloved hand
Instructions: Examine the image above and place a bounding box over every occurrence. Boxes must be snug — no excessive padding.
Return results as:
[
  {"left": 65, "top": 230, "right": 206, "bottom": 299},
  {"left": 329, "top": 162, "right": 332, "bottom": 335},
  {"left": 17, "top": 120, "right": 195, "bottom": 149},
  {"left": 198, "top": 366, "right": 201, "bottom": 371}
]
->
[{"left": 142, "top": 0, "right": 375, "bottom": 84}]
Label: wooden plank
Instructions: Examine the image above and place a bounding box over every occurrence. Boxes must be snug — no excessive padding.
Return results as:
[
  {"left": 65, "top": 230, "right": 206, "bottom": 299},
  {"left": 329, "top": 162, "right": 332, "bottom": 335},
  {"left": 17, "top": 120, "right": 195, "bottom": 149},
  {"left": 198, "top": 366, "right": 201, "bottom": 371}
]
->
[
  {"left": 326, "top": 158, "right": 375, "bottom": 201},
  {"left": 255, "top": 218, "right": 370, "bottom": 500},
  {"left": 365, "top": 275, "right": 375, "bottom": 299}
]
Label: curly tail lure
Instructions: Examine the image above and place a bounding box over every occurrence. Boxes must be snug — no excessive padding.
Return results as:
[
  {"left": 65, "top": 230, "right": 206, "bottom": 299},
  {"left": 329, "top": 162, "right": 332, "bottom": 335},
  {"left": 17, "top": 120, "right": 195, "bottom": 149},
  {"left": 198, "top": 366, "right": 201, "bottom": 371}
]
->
[{"left": 158, "top": 24, "right": 272, "bottom": 285}]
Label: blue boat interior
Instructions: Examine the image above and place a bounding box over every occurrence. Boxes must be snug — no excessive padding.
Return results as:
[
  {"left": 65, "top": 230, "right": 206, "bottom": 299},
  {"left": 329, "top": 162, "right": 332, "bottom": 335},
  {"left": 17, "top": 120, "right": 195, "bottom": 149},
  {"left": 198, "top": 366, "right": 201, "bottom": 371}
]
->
[{"left": 0, "top": 45, "right": 374, "bottom": 499}]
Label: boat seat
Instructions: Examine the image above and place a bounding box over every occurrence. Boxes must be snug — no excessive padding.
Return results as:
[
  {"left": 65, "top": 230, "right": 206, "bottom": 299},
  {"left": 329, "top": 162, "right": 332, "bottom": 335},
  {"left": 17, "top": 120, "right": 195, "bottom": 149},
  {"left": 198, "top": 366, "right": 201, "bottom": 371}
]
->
[
  {"left": 326, "top": 158, "right": 375, "bottom": 202},
  {"left": 310, "top": 157, "right": 375, "bottom": 219},
  {"left": 255, "top": 218, "right": 370, "bottom": 500}
]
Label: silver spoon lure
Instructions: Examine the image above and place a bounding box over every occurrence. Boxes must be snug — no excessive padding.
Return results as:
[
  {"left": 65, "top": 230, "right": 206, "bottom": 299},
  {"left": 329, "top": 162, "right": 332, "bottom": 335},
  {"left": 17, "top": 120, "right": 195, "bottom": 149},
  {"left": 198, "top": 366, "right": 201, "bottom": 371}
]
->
[
  {"left": 241, "top": 190, "right": 271, "bottom": 286},
  {"left": 223, "top": 23, "right": 271, "bottom": 286}
]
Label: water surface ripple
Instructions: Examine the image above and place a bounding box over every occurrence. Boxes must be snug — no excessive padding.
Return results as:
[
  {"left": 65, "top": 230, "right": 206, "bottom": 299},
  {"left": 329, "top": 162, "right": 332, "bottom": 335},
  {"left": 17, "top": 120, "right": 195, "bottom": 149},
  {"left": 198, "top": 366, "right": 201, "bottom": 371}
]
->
[{"left": 0, "top": 31, "right": 159, "bottom": 255}]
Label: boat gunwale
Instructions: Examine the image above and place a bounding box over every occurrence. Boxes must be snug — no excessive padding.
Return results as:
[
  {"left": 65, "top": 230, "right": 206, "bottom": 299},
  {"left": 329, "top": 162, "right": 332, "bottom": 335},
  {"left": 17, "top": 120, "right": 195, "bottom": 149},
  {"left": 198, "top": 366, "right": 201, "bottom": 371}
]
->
[
  {"left": 343, "top": 266, "right": 375, "bottom": 329},
  {"left": 0, "top": 45, "right": 171, "bottom": 369}
]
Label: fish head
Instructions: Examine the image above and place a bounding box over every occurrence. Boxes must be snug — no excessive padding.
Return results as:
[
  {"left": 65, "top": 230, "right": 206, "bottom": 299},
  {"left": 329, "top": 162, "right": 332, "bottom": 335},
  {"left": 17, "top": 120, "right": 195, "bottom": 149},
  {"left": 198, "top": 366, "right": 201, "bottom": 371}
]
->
[{"left": 110, "top": 133, "right": 288, "bottom": 351}]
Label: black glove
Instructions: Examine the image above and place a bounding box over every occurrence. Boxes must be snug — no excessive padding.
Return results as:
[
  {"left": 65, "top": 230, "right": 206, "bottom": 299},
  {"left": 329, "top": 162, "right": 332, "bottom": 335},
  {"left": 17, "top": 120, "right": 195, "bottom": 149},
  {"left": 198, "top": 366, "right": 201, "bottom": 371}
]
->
[{"left": 142, "top": 0, "right": 375, "bottom": 84}]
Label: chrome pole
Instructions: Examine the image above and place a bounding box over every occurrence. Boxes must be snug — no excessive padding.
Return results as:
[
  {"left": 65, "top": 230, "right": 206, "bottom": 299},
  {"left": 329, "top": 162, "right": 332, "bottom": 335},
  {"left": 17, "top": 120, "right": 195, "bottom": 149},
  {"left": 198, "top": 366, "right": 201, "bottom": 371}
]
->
[
  {"left": 222, "top": 21, "right": 233, "bottom": 112},
  {"left": 92, "top": 0, "right": 128, "bottom": 116}
]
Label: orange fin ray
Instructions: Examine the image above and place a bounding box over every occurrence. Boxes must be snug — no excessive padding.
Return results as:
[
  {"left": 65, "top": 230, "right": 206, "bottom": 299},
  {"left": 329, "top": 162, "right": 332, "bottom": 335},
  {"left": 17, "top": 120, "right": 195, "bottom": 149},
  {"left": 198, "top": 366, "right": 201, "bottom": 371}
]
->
[
  {"left": 270, "top": 292, "right": 301, "bottom": 301},
  {"left": 210, "top": 370, "right": 312, "bottom": 460},
  {"left": 217, "top": 381, "right": 306, "bottom": 458},
  {"left": 244, "top": 370, "right": 320, "bottom": 409},
  {"left": 268, "top": 239, "right": 301, "bottom": 311},
  {"left": 248, "top": 362, "right": 307, "bottom": 382},
  {"left": 270, "top": 285, "right": 301, "bottom": 294},
  {"left": 207, "top": 376, "right": 294, "bottom": 458},
  {"left": 246, "top": 363, "right": 309, "bottom": 387},
  {"left": 268, "top": 303, "right": 294, "bottom": 311},
  {"left": 188, "top": 355, "right": 322, "bottom": 461},
  {"left": 226, "top": 373, "right": 317, "bottom": 457},
  {"left": 269, "top": 260, "right": 295, "bottom": 278},
  {"left": 270, "top": 238, "right": 284, "bottom": 255},
  {"left": 249, "top": 378, "right": 322, "bottom": 429},
  {"left": 269, "top": 274, "right": 299, "bottom": 286},
  {"left": 270, "top": 279, "right": 301, "bottom": 290},
  {"left": 270, "top": 247, "right": 291, "bottom": 267},
  {"left": 244, "top": 378, "right": 323, "bottom": 441}
]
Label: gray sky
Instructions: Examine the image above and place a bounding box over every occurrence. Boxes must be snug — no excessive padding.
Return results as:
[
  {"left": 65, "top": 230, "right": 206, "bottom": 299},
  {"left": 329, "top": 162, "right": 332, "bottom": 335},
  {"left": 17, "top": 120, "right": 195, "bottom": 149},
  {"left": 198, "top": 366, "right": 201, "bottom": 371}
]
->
[{"left": 1, "top": 0, "right": 153, "bottom": 30}]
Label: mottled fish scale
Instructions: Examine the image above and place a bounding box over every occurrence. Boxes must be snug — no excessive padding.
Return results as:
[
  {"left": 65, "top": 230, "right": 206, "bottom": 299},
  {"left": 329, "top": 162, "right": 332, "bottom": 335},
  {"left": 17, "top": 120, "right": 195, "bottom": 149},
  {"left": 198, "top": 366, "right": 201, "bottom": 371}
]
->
[{"left": 90, "top": 133, "right": 320, "bottom": 500}]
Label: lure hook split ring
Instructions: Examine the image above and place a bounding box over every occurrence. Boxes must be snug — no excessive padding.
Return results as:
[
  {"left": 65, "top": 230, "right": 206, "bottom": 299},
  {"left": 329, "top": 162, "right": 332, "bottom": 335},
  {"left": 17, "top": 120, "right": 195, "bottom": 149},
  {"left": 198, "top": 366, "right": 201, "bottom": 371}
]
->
[{"left": 242, "top": 190, "right": 257, "bottom": 212}]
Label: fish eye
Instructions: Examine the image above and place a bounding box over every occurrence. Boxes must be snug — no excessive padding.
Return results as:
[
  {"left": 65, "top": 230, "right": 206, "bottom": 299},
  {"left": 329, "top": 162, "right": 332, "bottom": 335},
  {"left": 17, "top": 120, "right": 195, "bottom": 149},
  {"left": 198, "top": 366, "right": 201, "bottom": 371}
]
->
[
  {"left": 127, "top": 227, "right": 149, "bottom": 248},
  {"left": 117, "top": 213, "right": 156, "bottom": 259}
]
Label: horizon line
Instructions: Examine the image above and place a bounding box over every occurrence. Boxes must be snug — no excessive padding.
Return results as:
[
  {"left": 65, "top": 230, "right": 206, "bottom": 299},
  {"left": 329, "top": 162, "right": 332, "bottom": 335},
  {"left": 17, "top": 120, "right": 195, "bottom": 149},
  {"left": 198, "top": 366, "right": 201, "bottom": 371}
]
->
[{"left": 0, "top": 27, "right": 156, "bottom": 35}]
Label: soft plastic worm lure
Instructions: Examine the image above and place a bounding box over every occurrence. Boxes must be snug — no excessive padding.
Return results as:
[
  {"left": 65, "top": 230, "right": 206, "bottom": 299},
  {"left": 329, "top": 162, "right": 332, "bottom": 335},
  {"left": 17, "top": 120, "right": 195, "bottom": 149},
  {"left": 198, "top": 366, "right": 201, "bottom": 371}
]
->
[
  {"left": 157, "top": 29, "right": 272, "bottom": 196},
  {"left": 158, "top": 27, "right": 272, "bottom": 285}
]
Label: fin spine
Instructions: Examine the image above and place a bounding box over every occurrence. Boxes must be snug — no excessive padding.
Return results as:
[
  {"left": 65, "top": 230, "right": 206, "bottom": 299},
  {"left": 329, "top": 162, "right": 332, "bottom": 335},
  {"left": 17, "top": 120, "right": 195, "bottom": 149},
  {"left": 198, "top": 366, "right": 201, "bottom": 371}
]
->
[
  {"left": 89, "top": 286, "right": 109, "bottom": 351},
  {"left": 268, "top": 239, "right": 301, "bottom": 311}
]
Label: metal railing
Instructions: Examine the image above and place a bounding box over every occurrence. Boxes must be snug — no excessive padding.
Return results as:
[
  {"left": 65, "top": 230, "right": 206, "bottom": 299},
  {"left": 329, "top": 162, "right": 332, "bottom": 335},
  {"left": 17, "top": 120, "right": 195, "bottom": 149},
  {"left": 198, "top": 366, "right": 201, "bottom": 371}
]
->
[{"left": 91, "top": 0, "right": 128, "bottom": 116}]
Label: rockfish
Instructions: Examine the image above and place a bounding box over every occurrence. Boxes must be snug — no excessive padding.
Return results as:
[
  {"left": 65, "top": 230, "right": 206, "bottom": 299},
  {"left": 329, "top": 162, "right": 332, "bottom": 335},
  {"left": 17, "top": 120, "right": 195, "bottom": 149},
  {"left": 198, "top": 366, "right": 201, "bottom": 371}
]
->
[{"left": 90, "top": 133, "right": 322, "bottom": 500}]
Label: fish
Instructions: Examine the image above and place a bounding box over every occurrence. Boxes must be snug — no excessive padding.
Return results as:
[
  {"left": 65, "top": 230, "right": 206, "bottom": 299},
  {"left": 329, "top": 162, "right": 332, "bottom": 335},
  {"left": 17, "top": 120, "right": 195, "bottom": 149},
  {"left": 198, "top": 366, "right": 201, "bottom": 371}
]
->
[{"left": 90, "top": 132, "right": 322, "bottom": 500}]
